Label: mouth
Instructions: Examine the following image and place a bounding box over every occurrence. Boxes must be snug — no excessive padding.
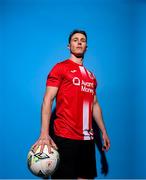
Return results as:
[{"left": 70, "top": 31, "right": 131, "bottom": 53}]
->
[{"left": 76, "top": 47, "right": 82, "bottom": 49}]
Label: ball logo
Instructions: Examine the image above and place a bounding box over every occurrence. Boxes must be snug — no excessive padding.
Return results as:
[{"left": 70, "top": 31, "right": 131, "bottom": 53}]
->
[
  {"left": 27, "top": 145, "right": 60, "bottom": 177},
  {"left": 73, "top": 77, "right": 80, "bottom": 86}
]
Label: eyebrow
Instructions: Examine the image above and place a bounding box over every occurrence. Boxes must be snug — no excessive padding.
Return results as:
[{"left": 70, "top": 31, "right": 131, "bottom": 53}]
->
[{"left": 72, "top": 37, "right": 86, "bottom": 41}]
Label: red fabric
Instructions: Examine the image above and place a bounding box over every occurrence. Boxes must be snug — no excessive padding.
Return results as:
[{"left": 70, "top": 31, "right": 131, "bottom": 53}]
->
[{"left": 46, "top": 59, "right": 97, "bottom": 140}]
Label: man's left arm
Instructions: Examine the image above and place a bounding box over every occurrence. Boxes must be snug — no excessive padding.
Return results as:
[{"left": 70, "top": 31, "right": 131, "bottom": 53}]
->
[{"left": 93, "top": 95, "right": 110, "bottom": 151}]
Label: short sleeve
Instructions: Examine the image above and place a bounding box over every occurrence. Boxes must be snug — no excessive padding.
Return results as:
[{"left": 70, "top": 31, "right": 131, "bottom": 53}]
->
[{"left": 46, "top": 63, "right": 63, "bottom": 87}]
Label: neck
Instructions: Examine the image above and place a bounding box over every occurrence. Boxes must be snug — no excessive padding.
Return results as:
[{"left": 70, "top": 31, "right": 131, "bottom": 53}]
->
[{"left": 69, "top": 54, "right": 84, "bottom": 65}]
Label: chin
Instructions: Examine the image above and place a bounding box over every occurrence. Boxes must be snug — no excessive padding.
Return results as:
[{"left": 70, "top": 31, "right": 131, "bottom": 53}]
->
[
  {"left": 73, "top": 52, "right": 84, "bottom": 58},
  {"left": 75, "top": 54, "right": 84, "bottom": 58}
]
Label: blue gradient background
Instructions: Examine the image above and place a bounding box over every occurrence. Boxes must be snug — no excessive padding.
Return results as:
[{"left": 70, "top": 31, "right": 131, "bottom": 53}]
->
[{"left": 1, "top": 0, "right": 146, "bottom": 179}]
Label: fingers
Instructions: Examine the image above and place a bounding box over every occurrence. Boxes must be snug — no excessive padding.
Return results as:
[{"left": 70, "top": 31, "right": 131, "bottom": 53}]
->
[
  {"left": 102, "top": 140, "right": 110, "bottom": 151},
  {"left": 32, "top": 140, "right": 40, "bottom": 152},
  {"left": 40, "top": 144, "right": 45, "bottom": 154},
  {"left": 102, "top": 135, "right": 110, "bottom": 152},
  {"left": 31, "top": 137, "right": 58, "bottom": 154},
  {"left": 50, "top": 138, "right": 58, "bottom": 150},
  {"left": 32, "top": 138, "right": 48, "bottom": 153}
]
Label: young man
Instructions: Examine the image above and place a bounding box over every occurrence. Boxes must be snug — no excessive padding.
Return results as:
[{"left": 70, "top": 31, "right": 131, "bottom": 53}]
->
[{"left": 33, "top": 30, "right": 110, "bottom": 179}]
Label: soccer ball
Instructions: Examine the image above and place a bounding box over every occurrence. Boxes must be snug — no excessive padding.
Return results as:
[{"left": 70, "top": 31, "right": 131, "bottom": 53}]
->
[{"left": 27, "top": 145, "right": 60, "bottom": 177}]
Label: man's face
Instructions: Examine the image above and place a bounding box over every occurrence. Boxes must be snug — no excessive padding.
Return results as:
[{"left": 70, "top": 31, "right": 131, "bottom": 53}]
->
[{"left": 68, "top": 33, "right": 87, "bottom": 57}]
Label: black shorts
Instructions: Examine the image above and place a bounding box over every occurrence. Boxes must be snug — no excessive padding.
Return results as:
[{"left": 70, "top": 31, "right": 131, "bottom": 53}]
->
[{"left": 51, "top": 136, "right": 97, "bottom": 179}]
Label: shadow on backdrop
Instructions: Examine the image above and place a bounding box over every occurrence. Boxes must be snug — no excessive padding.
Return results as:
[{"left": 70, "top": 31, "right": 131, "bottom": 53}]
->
[
  {"left": 93, "top": 120, "right": 109, "bottom": 176},
  {"left": 49, "top": 108, "right": 109, "bottom": 176}
]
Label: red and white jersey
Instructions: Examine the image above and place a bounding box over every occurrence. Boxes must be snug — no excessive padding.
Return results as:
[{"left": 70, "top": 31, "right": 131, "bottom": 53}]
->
[{"left": 46, "top": 59, "right": 97, "bottom": 140}]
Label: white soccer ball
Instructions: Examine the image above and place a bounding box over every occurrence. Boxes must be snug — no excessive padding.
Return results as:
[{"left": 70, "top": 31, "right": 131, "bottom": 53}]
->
[{"left": 27, "top": 145, "right": 60, "bottom": 177}]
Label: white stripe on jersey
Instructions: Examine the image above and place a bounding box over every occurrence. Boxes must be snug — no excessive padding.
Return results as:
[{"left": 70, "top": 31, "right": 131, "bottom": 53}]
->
[
  {"left": 79, "top": 66, "right": 87, "bottom": 76},
  {"left": 83, "top": 101, "right": 91, "bottom": 140}
]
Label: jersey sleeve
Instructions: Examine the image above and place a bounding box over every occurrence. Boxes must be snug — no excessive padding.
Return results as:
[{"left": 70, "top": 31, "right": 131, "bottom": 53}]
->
[{"left": 46, "top": 63, "right": 63, "bottom": 87}]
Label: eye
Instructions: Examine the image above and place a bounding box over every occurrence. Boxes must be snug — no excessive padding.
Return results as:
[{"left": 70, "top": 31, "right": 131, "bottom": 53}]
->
[
  {"left": 81, "top": 38, "right": 86, "bottom": 42},
  {"left": 73, "top": 38, "right": 78, "bottom": 42}
]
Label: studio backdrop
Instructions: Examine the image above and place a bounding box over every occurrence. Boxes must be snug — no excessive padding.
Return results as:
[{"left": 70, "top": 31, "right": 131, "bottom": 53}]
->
[{"left": 1, "top": 0, "right": 146, "bottom": 179}]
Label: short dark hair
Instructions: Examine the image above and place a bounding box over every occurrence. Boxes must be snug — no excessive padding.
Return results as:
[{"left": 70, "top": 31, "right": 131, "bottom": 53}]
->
[{"left": 68, "top": 29, "right": 87, "bottom": 44}]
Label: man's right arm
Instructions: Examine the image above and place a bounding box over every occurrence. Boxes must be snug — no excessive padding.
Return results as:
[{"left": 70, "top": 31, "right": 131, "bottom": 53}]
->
[{"left": 33, "top": 86, "right": 58, "bottom": 153}]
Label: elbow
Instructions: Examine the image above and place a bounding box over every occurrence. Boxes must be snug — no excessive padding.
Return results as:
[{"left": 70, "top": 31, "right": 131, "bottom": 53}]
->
[{"left": 93, "top": 102, "right": 102, "bottom": 113}]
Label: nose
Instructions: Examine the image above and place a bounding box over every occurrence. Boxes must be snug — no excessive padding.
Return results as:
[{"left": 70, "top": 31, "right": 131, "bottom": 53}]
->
[{"left": 78, "top": 41, "right": 82, "bottom": 45}]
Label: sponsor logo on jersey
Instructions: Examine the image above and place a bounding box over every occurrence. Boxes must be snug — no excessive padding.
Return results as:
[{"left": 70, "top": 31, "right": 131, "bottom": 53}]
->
[
  {"left": 72, "top": 77, "right": 94, "bottom": 95},
  {"left": 73, "top": 77, "right": 80, "bottom": 86}
]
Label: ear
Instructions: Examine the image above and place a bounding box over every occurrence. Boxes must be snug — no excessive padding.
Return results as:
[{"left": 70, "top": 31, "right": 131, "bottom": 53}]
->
[
  {"left": 67, "top": 44, "right": 70, "bottom": 49},
  {"left": 86, "top": 45, "right": 88, "bottom": 50}
]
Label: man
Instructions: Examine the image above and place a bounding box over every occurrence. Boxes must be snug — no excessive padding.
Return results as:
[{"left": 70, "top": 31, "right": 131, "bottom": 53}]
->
[{"left": 33, "top": 29, "right": 110, "bottom": 179}]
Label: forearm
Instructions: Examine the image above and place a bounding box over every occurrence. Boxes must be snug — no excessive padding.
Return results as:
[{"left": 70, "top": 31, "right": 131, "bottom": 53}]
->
[
  {"left": 40, "top": 99, "right": 53, "bottom": 136},
  {"left": 93, "top": 102, "right": 107, "bottom": 134}
]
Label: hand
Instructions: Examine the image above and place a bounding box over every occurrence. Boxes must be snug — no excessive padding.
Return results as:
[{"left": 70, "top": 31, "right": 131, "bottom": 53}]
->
[
  {"left": 32, "top": 134, "right": 58, "bottom": 154},
  {"left": 102, "top": 132, "right": 110, "bottom": 152}
]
